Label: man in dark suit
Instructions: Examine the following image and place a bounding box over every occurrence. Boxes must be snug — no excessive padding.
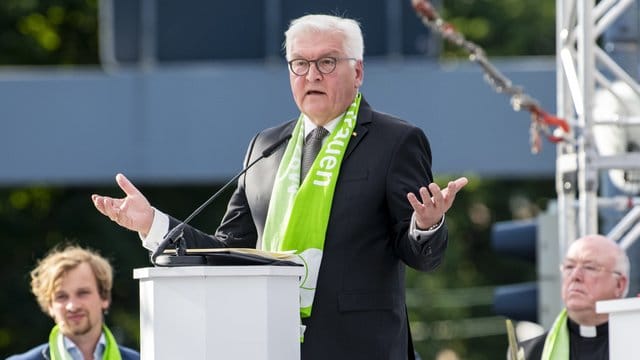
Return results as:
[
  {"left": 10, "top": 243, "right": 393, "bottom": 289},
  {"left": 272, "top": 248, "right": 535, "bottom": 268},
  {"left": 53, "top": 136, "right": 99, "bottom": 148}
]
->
[
  {"left": 515, "top": 234, "right": 629, "bottom": 360},
  {"left": 92, "top": 13, "right": 467, "bottom": 359},
  {"left": 7, "top": 245, "right": 139, "bottom": 360}
]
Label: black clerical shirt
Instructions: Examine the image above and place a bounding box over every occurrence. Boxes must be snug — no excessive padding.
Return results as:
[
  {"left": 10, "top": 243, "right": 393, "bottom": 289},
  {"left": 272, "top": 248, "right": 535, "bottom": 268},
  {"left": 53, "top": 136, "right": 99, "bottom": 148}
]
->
[
  {"left": 567, "top": 318, "right": 609, "bottom": 360},
  {"left": 518, "top": 318, "right": 610, "bottom": 360}
]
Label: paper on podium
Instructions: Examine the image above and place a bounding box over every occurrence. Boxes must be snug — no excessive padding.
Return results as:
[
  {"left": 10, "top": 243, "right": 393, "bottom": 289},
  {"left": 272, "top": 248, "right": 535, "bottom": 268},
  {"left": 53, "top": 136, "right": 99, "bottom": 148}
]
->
[{"left": 162, "top": 247, "right": 301, "bottom": 267}]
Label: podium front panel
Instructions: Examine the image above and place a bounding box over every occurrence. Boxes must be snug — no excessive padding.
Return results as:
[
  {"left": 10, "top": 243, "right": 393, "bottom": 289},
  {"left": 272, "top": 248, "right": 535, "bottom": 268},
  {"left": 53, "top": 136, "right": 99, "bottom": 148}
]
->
[
  {"left": 134, "top": 265, "right": 303, "bottom": 360},
  {"left": 596, "top": 297, "right": 640, "bottom": 360}
]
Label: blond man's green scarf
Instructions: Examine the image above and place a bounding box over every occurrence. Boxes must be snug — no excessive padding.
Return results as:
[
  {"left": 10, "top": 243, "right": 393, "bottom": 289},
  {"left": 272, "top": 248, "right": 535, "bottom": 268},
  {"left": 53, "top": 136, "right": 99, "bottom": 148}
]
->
[{"left": 48, "top": 324, "right": 122, "bottom": 360}]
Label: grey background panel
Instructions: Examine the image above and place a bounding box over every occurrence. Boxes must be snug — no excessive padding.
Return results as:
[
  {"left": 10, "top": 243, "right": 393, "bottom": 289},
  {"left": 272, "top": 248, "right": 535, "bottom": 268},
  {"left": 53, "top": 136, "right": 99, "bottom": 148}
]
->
[{"left": 0, "top": 57, "right": 556, "bottom": 185}]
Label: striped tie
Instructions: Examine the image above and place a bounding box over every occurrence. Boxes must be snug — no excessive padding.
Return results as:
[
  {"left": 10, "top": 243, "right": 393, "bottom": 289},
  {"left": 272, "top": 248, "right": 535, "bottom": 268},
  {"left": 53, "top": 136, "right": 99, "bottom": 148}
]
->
[{"left": 301, "top": 126, "right": 329, "bottom": 179}]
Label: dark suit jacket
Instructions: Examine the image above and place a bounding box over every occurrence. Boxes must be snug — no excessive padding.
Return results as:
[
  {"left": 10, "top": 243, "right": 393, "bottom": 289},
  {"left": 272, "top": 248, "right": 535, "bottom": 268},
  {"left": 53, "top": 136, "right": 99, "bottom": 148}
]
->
[
  {"left": 6, "top": 343, "right": 140, "bottom": 360},
  {"left": 173, "top": 98, "right": 448, "bottom": 360}
]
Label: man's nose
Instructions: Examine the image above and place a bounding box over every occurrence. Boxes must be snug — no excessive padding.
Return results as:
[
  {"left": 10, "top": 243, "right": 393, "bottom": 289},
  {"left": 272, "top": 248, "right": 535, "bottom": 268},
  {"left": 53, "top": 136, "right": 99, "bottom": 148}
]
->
[
  {"left": 306, "top": 62, "right": 323, "bottom": 81},
  {"left": 568, "top": 267, "right": 586, "bottom": 279}
]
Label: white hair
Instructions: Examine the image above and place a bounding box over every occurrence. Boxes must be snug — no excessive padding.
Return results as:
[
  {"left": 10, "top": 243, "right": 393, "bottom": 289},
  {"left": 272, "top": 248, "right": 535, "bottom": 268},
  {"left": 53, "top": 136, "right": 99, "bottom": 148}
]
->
[{"left": 284, "top": 14, "right": 364, "bottom": 61}]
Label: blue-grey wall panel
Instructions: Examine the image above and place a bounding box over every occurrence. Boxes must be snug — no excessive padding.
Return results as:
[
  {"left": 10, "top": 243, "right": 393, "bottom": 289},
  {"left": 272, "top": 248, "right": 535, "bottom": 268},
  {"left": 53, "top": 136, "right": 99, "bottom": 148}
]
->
[{"left": 0, "top": 58, "right": 556, "bottom": 185}]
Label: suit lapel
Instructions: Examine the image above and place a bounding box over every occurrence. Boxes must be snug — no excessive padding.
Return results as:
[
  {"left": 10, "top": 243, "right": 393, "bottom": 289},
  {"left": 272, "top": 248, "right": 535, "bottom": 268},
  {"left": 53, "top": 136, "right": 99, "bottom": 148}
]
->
[
  {"left": 269, "top": 120, "right": 297, "bottom": 165},
  {"left": 344, "top": 98, "right": 372, "bottom": 160}
]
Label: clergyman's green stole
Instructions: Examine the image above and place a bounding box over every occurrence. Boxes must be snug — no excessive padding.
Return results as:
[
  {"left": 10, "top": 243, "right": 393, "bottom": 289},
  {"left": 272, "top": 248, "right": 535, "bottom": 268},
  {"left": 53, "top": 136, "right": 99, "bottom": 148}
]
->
[
  {"left": 262, "top": 93, "right": 361, "bottom": 319},
  {"left": 48, "top": 324, "right": 123, "bottom": 360},
  {"left": 540, "top": 308, "right": 570, "bottom": 360}
]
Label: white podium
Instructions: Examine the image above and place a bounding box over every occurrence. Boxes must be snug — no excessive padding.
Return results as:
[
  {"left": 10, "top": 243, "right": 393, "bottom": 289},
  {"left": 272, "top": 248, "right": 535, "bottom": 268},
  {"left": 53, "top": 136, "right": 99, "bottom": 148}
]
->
[
  {"left": 596, "top": 297, "right": 640, "bottom": 360},
  {"left": 133, "top": 265, "right": 304, "bottom": 360}
]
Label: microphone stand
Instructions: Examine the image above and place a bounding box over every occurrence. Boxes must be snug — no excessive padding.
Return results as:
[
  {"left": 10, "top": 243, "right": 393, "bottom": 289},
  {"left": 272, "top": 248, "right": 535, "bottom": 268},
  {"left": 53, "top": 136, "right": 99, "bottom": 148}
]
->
[{"left": 151, "top": 134, "right": 292, "bottom": 266}]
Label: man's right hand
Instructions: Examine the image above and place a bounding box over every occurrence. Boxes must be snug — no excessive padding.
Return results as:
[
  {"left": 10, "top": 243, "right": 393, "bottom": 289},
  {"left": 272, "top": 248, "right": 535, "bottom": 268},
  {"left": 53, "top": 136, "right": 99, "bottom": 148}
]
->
[{"left": 91, "top": 173, "right": 154, "bottom": 236}]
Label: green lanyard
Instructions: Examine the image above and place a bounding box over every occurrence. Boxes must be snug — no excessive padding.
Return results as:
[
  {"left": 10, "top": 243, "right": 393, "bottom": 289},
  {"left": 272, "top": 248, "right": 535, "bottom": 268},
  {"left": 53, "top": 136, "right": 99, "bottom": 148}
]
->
[
  {"left": 48, "top": 324, "right": 123, "bottom": 360},
  {"left": 541, "top": 308, "right": 570, "bottom": 360}
]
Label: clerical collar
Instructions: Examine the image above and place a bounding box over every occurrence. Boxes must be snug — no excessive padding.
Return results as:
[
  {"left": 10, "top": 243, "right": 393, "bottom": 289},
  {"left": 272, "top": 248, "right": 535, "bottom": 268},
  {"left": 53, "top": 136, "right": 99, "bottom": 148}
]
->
[{"left": 567, "top": 318, "right": 608, "bottom": 338}]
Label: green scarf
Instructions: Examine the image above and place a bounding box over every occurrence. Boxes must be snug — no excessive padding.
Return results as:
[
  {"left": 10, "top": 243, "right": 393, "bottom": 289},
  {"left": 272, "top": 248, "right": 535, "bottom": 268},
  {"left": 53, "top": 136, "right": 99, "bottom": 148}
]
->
[
  {"left": 262, "top": 93, "right": 361, "bottom": 319},
  {"left": 541, "top": 308, "right": 570, "bottom": 360},
  {"left": 48, "top": 324, "right": 123, "bottom": 360}
]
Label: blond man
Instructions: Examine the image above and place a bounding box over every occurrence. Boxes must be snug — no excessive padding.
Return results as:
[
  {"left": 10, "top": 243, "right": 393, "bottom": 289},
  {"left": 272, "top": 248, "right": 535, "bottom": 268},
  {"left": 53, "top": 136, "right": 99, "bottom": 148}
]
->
[{"left": 7, "top": 245, "right": 139, "bottom": 360}]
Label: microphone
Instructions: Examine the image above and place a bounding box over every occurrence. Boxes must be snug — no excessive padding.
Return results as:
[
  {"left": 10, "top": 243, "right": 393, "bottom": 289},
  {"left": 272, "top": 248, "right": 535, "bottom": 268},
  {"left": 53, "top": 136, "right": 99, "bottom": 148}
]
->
[{"left": 151, "top": 134, "right": 292, "bottom": 266}]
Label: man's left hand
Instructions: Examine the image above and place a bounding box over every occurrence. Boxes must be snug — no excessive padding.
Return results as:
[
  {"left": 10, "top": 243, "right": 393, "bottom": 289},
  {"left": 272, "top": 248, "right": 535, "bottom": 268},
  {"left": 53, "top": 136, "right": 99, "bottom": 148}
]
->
[{"left": 407, "top": 177, "right": 469, "bottom": 230}]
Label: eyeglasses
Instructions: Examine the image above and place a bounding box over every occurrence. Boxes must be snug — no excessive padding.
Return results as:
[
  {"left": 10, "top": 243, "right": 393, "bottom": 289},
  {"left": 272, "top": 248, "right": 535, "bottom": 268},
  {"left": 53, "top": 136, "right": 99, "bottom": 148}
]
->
[
  {"left": 288, "top": 57, "right": 357, "bottom": 76},
  {"left": 559, "top": 261, "right": 622, "bottom": 277}
]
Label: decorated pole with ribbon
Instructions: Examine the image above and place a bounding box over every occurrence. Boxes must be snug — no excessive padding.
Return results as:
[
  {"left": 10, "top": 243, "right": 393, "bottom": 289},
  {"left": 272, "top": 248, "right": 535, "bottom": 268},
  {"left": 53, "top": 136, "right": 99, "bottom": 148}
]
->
[{"left": 411, "top": 0, "right": 570, "bottom": 154}]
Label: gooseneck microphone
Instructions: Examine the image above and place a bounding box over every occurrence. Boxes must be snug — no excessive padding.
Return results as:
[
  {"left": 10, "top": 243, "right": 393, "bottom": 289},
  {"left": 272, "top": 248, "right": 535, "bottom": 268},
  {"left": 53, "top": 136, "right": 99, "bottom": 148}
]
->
[{"left": 151, "top": 134, "right": 292, "bottom": 266}]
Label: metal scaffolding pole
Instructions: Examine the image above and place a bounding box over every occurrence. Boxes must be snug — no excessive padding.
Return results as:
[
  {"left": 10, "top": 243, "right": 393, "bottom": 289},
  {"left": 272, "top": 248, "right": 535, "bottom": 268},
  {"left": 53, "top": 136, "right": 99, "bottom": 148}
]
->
[{"left": 556, "top": 0, "right": 640, "bottom": 295}]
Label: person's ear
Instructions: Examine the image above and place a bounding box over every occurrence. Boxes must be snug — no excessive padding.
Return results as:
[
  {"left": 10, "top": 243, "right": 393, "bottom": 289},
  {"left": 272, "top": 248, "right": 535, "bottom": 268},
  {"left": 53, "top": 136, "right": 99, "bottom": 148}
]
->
[
  {"left": 616, "top": 275, "right": 628, "bottom": 298},
  {"left": 102, "top": 298, "right": 111, "bottom": 315},
  {"left": 354, "top": 60, "right": 364, "bottom": 88}
]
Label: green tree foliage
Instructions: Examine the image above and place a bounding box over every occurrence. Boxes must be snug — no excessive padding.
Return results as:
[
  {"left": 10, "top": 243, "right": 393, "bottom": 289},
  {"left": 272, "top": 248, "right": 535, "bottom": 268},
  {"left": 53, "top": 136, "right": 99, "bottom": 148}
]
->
[
  {"left": 0, "top": 177, "right": 555, "bottom": 359},
  {"left": 408, "top": 175, "right": 555, "bottom": 359},
  {"left": 0, "top": 1, "right": 559, "bottom": 358},
  {"left": 0, "top": 0, "right": 557, "bottom": 66},
  {"left": 0, "top": 184, "right": 234, "bottom": 357},
  {"left": 442, "top": 0, "right": 556, "bottom": 57},
  {"left": 0, "top": 0, "right": 99, "bottom": 65},
  {"left": 0, "top": 186, "right": 145, "bottom": 356}
]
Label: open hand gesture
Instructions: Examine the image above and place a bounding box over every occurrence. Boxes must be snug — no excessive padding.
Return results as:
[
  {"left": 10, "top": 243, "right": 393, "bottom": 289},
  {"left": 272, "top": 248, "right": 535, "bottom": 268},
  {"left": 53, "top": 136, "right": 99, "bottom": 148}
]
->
[
  {"left": 91, "top": 173, "right": 155, "bottom": 236},
  {"left": 407, "top": 177, "right": 468, "bottom": 230}
]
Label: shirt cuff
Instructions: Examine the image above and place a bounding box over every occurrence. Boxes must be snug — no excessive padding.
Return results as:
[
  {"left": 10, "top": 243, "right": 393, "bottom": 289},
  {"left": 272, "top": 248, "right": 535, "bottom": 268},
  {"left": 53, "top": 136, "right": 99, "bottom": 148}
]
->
[
  {"left": 409, "top": 213, "right": 445, "bottom": 241},
  {"left": 140, "top": 207, "right": 170, "bottom": 251}
]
